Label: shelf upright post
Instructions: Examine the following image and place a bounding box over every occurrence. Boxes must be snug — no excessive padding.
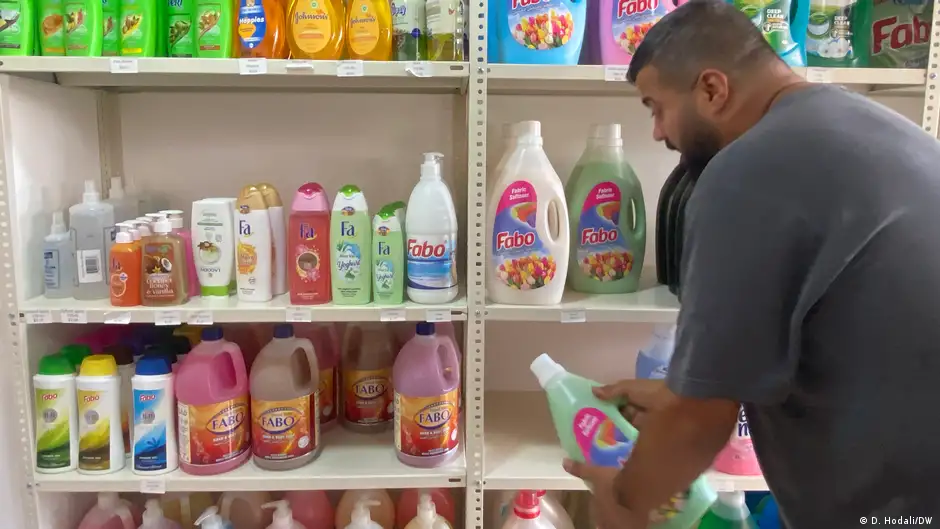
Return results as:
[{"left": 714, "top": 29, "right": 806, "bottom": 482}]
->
[
  {"left": 96, "top": 91, "right": 125, "bottom": 196},
  {"left": 921, "top": 0, "right": 940, "bottom": 136}
]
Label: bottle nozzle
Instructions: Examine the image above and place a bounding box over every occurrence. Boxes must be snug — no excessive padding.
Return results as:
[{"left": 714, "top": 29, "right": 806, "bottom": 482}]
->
[
  {"left": 82, "top": 180, "right": 100, "bottom": 204},
  {"left": 351, "top": 500, "right": 381, "bottom": 525},
  {"left": 420, "top": 152, "right": 444, "bottom": 180},
  {"left": 109, "top": 177, "right": 125, "bottom": 199},
  {"left": 417, "top": 493, "right": 437, "bottom": 524},
  {"left": 49, "top": 211, "right": 66, "bottom": 235},
  {"left": 194, "top": 506, "right": 225, "bottom": 529},
  {"left": 262, "top": 500, "right": 294, "bottom": 527},
  {"left": 141, "top": 499, "right": 164, "bottom": 527}
]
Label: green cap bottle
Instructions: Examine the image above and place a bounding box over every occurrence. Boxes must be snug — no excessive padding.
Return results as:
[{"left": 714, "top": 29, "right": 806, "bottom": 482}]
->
[{"left": 59, "top": 344, "right": 92, "bottom": 372}]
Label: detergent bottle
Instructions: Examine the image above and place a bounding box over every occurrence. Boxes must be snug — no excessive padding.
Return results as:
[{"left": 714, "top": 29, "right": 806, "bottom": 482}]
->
[
  {"left": 566, "top": 124, "right": 645, "bottom": 294},
  {"left": 868, "top": 0, "right": 931, "bottom": 68},
  {"left": 238, "top": 0, "right": 288, "bottom": 57},
  {"left": 132, "top": 356, "right": 178, "bottom": 475},
  {"left": 713, "top": 407, "right": 762, "bottom": 476},
  {"left": 77, "top": 355, "right": 125, "bottom": 474},
  {"left": 486, "top": 121, "right": 569, "bottom": 305},
  {"left": 698, "top": 492, "right": 757, "bottom": 529},
  {"left": 393, "top": 322, "right": 460, "bottom": 468},
  {"left": 635, "top": 324, "right": 675, "bottom": 380},
  {"left": 258, "top": 183, "right": 288, "bottom": 297},
  {"left": 599, "top": 0, "right": 674, "bottom": 64},
  {"left": 337, "top": 492, "right": 394, "bottom": 529},
  {"left": 406, "top": 153, "right": 458, "bottom": 304},
  {"left": 263, "top": 501, "right": 308, "bottom": 529},
  {"left": 346, "top": 0, "right": 393, "bottom": 60},
  {"left": 296, "top": 323, "right": 341, "bottom": 430},
  {"left": 499, "top": 491, "right": 553, "bottom": 529},
  {"left": 342, "top": 326, "right": 394, "bottom": 432},
  {"left": 283, "top": 491, "right": 334, "bottom": 529},
  {"left": 236, "top": 184, "right": 274, "bottom": 302},
  {"left": 331, "top": 185, "right": 372, "bottom": 305},
  {"left": 33, "top": 354, "right": 79, "bottom": 473},
  {"left": 176, "top": 326, "right": 250, "bottom": 475},
  {"left": 78, "top": 492, "right": 142, "bottom": 529},
  {"left": 495, "top": 0, "right": 585, "bottom": 64},
  {"left": 488, "top": 491, "right": 566, "bottom": 529},
  {"left": 806, "top": 0, "right": 870, "bottom": 67},
  {"left": 289, "top": 183, "right": 332, "bottom": 305},
  {"left": 195, "top": 507, "right": 234, "bottom": 529},
  {"left": 288, "top": 0, "right": 345, "bottom": 58},
  {"left": 219, "top": 492, "right": 274, "bottom": 529},
  {"left": 139, "top": 499, "right": 183, "bottom": 529},
  {"left": 396, "top": 490, "right": 456, "bottom": 529},
  {"left": 402, "top": 494, "right": 451, "bottom": 529},
  {"left": 373, "top": 206, "right": 405, "bottom": 305},
  {"left": 731, "top": 0, "right": 808, "bottom": 66},
  {"left": 530, "top": 354, "right": 716, "bottom": 528}
]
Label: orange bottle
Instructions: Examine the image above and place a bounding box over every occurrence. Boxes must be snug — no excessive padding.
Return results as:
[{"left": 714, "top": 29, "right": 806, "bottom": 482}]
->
[
  {"left": 287, "top": 0, "right": 345, "bottom": 59},
  {"left": 345, "top": 0, "right": 392, "bottom": 60},
  {"left": 110, "top": 230, "right": 141, "bottom": 306},
  {"left": 238, "top": 0, "right": 289, "bottom": 58}
]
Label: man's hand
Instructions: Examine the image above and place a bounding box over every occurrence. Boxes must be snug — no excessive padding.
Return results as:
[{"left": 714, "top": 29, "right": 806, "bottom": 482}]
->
[
  {"left": 563, "top": 459, "right": 649, "bottom": 529},
  {"left": 593, "top": 378, "right": 673, "bottom": 428}
]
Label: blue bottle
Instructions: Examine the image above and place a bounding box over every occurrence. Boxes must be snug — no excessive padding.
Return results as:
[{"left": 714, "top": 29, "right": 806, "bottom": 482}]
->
[
  {"left": 635, "top": 324, "right": 675, "bottom": 380},
  {"left": 495, "top": 0, "right": 587, "bottom": 64}
]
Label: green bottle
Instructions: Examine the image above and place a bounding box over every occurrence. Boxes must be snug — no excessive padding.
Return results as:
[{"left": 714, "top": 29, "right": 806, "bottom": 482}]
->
[
  {"left": 33, "top": 354, "right": 79, "bottom": 472},
  {"left": 373, "top": 205, "right": 404, "bottom": 305},
  {"left": 119, "top": 0, "right": 157, "bottom": 55},
  {"left": 101, "top": 0, "right": 118, "bottom": 55},
  {"left": 166, "top": 0, "right": 194, "bottom": 56},
  {"left": 331, "top": 185, "right": 372, "bottom": 305},
  {"left": 38, "top": 0, "right": 66, "bottom": 55},
  {"left": 391, "top": 0, "right": 426, "bottom": 60},
  {"left": 64, "top": 0, "right": 103, "bottom": 55},
  {"left": 806, "top": 0, "right": 870, "bottom": 67},
  {"left": 530, "top": 354, "right": 716, "bottom": 529},
  {"left": 698, "top": 492, "right": 757, "bottom": 529},
  {"left": 194, "top": 0, "right": 233, "bottom": 57},
  {"left": 0, "top": 0, "right": 35, "bottom": 55},
  {"left": 60, "top": 344, "right": 92, "bottom": 372}
]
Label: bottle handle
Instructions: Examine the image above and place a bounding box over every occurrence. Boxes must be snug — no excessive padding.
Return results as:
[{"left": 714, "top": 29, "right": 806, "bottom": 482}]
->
[
  {"left": 116, "top": 504, "right": 135, "bottom": 529},
  {"left": 436, "top": 339, "right": 461, "bottom": 388},
  {"left": 297, "top": 337, "right": 319, "bottom": 386},
  {"left": 629, "top": 192, "right": 646, "bottom": 252}
]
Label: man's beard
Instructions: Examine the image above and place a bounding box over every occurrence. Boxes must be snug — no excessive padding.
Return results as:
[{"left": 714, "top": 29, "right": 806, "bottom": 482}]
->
[{"left": 672, "top": 115, "right": 722, "bottom": 175}]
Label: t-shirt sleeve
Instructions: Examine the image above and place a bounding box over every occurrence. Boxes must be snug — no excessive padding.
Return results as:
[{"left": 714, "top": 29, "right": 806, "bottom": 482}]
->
[{"left": 666, "top": 160, "right": 814, "bottom": 405}]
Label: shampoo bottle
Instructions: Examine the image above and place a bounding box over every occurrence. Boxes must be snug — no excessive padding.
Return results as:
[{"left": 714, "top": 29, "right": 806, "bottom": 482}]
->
[
  {"left": 140, "top": 499, "right": 183, "bottom": 529},
  {"left": 132, "top": 356, "right": 178, "bottom": 475},
  {"left": 289, "top": 183, "right": 332, "bottom": 305},
  {"left": 161, "top": 209, "right": 200, "bottom": 298},
  {"left": 33, "top": 354, "right": 79, "bottom": 473},
  {"left": 167, "top": 0, "right": 196, "bottom": 56},
  {"left": 0, "top": 0, "right": 35, "bottom": 55},
  {"left": 142, "top": 219, "right": 189, "bottom": 306},
  {"left": 43, "top": 211, "right": 75, "bottom": 299},
  {"left": 372, "top": 206, "right": 404, "bottom": 305},
  {"left": 195, "top": 0, "right": 235, "bottom": 56},
  {"left": 263, "top": 501, "right": 308, "bottom": 529},
  {"left": 236, "top": 185, "right": 274, "bottom": 302},
  {"left": 331, "top": 185, "right": 372, "bottom": 305},
  {"left": 65, "top": 0, "right": 103, "bottom": 55},
  {"left": 119, "top": 0, "right": 159, "bottom": 55},
  {"left": 345, "top": 0, "right": 392, "bottom": 60},
  {"left": 71, "top": 180, "right": 116, "bottom": 300},
  {"left": 238, "top": 0, "right": 288, "bottom": 57},
  {"left": 77, "top": 355, "right": 125, "bottom": 474},
  {"left": 38, "top": 0, "right": 66, "bottom": 55},
  {"left": 287, "top": 0, "right": 345, "bottom": 59},
  {"left": 192, "top": 198, "right": 236, "bottom": 298},
  {"left": 258, "top": 183, "right": 288, "bottom": 296}
]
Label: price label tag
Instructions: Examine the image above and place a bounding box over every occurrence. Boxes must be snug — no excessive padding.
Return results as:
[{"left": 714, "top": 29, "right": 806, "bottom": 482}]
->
[
  {"left": 380, "top": 308, "right": 406, "bottom": 322},
  {"left": 187, "top": 310, "right": 213, "bottom": 325},
  {"left": 61, "top": 310, "right": 88, "bottom": 324},
  {"left": 110, "top": 58, "right": 139, "bottom": 74},
  {"left": 285, "top": 60, "right": 316, "bottom": 72},
  {"left": 425, "top": 309, "right": 452, "bottom": 323},
  {"left": 604, "top": 65, "right": 629, "bottom": 82},
  {"left": 238, "top": 58, "right": 267, "bottom": 75},
  {"left": 25, "top": 310, "right": 53, "bottom": 324},
  {"left": 285, "top": 307, "right": 313, "bottom": 323},
  {"left": 154, "top": 310, "right": 182, "bottom": 326},
  {"left": 405, "top": 61, "right": 432, "bottom": 78},
  {"left": 139, "top": 478, "right": 167, "bottom": 494},
  {"left": 104, "top": 311, "right": 132, "bottom": 325},
  {"left": 560, "top": 309, "right": 586, "bottom": 323},
  {"left": 804, "top": 68, "right": 833, "bottom": 84},
  {"left": 337, "top": 60, "right": 364, "bottom": 78}
]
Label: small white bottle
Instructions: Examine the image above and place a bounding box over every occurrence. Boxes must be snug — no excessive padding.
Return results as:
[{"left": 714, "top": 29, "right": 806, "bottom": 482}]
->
[
  {"left": 405, "top": 153, "right": 459, "bottom": 304},
  {"left": 106, "top": 177, "right": 140, "bottom": 224},
  {"left": 33, "top": 354, "right": 79, "bottom": 473},
  {"left": 43, "top": 211, "right": 75, "bottom": 299},
  {"left": 263, "top": 500, "right": 308, "bottom": 529},
  {"left": 70, "top": 180, "right": 116, "bottom": 300},
  {"left": 344, "top": 501, "right": 383, "bottom": 529},
  {"left": 131, "top": 356, "right": 178, "bottom": 475},
  {"left": 76, "top": 355, "right": 125, "bottom": 474},
  {"left": 140, "top": 499, "right": 183, "bottom": 529},
  {"left": 404, "top": 494, "right": 452, "bottom": 529}
]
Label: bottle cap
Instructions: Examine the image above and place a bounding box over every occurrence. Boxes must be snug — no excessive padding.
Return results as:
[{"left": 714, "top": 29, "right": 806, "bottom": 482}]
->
[
  {"left": 513, "top": 491, "right": 540, "bottom": 520},
  {"left": 136, "top": 216, "right": 152, "bottom": 225},
  {"left": 416, "top": 322, "right": 435, "bottom": 336},
  {"left": 351, "top": 500, "right": 380, "bottom": 526},
  {"left": 274, "top": 324, "right": 294, "bottom": 339},
  {"left": 194, "top": 506, "right": 225, "bottom": 529},
  {"left": 293, "top": 182, "right": 330, "bottom": 211},
  {"left": 82, "top": 180, "right": 100, "bottom": 204},
  {"left": 136, "top": 356, "right": 171, "bottom": 376},
  {"left": 338, "top": 184, "right": 362, "bottom": 197},
  {"left": 262, "top": 500, "right": 294, "bottom": 528},
  {"left": 128, "top": 228, "right": 141, "bottom": 241},
  {"left": 115, "top": 231, "right": 132, "bottom": 244},
  {"left": 49, "top": 211, "right": 66, "bottom": 236},
  {"left": 589, "top": 123, "right": 622, "bottom": 140},
  {"left": 145, "top": 213, "right": 167, "bottom": 224},
  {"left": 258, "top": 183, "right": 284, "bottom": 207},
  {"left": 515, "top": 121, "right": 541, "bottom": 142},
  {"left": 201, "top": 326, "right": 224, "bottom": 341},
  {"left": 102, "top": 344, "right": 134, "bottom": 366},
  {"left": 131, "top": 220, "right": 151, "bottom": 237},
  {"left": 79, "top": 355, "right": 118, "bottom": 376},
  {"left": 153, "top": 219, "right": 172, "bottom": 234},
  {"left": 417, "top": 493, "right": 437, "bottom": 523},
  {"left": 169, "top": 335, "right": 192, "bottom": 355},
  {"left": 530, "top": 354, "right": 565, "bottom": 388},
  {"left": 37, "top": 354, "right": 75, "bottom": 376},
  {"left": 421, "top": 152, "right": 444, "bottom": 180},
  {"left": 143, "top": 344, "right": 178, "bottom": 366},
  {"left": 718, "top": 491, "right": 746, "bottom": 507},
  {"left": 59, "top": 344, "right": 92, "bottom": 371},
  {"left": 109, "top": 177, "right": 125, "bottom": 199},
  {"left": 160, "top": 210, "right": 185, "bottom": 230}
]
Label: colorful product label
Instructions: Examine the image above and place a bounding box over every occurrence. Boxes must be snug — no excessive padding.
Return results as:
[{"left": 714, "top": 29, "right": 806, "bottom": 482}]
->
[
  {"left": 78, "top": 388, "right": 114, "bottom": 471},
  {"left": 0, "top": 0, "right": 23, "bottom": 51},
  {"left": 102, "top": 0, "right": 119, "bottom": 55},
  {"left": 394, "top": 389, "right": 459, "bottom": 458},
  {"left": 196, "top": 223, "right": 226, "bottom": 282},
  {"left": 294, "top": 221, "right": 325, "bottom": 286},
  {"left": 870, "top": 0, "right": 930, "bottom": 68},
  {"left": 335, "top": 220, "right": 364, "bottom": 299},
  {"left": 197, "top": 0, "right": 226, "bottom": 55},
  {"left": 291, "top": 0, "right": 333, "bottom": 55},
  {"left": 572, "top": 408, "right": 689, "bottom": 523},
  {"left": 143, "top": 243, "right": 179, "bottom": 302},
  {"left": 391, "top": 0, "right": 425, "bottom": 59},
  {"left": 133, "top": 387, "right": 171, "bottom": 471},
  {"left": 251, "top": 394, "right": 318, "bottom": 461},
  {"left": 576, "top": 182, "right": 633, "bottom": 283},
  {"left": 343, "top": 368, "right": 392, "bottom": 425},
  {"left": 318, "top": 367, "right": 338, "bottom": 424},
  {"left": 492, "top": 182, "right": 557, "bottom": 290},
  {"left": 36, "top": 388, "right": 72, "bottom": 469},
  {"left": 39, "top": 0, "right": 66, "bottom": 55},
  {"left": 735, "top": 0, "right": 796, "bottom": 56},
  {"left": 374, "top": 254, "right": 396, "bottom": 299},
  {"left": 65, "top": 0, "right": 93, "bottom": 54},
  {"left": 43, "top": 249, "right": 61, "bottom": 290},
  {"left": 120, "top": 0, "right": 147, "bottom": 55},
  {"left": 238, "top": 0, "right": 268, "bottom": 50},
  {"left": 407, "top": 235, "right": 456, "bottom": 292},
  {"left": 611, "top": 0, "right": 668, "bottom": 58},
  {"left": 507, "top": 0, "right": 573, "bottom": 51},
  {"left": 178, "top": 397, "right": 250, "bottom": 465},
  {"left": 110, "top": 254, "right": 133, "bottom": 302},
  {"left": 807, "top": 0, "right": 854, "bottom": 60},
  {"left": 168, "top": 0, "right": 196, "bottom": 56},
  {"left": 348, "top": 0, "right": 380, "bottom": 56}
]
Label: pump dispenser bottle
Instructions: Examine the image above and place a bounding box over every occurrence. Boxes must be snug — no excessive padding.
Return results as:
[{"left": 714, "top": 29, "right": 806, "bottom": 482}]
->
[
  {"left": 263, "top": 501, "right": 308, "bottom": 529},
  {"left": 140, "top": 499, "right": 183, "bottom": 529},
  {"left": 43, "top": 211, "right": 75, "bottom": 298},
  {"left": 194, "top": 507, "right": 233, "bottom": 529},
  {"left": 405, "top": 153, "right": 458, "bottom": 304},
  {"left": 71, "top": 180, "right": 116, "bottom": 300}
]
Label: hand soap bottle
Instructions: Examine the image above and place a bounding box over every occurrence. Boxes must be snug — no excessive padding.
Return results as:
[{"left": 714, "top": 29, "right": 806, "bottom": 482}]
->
[
  {"left": 71, "top": 180, "right": 116, "bottom": 300},
  {"left": 142, "top": 219, "right": 190, "bottom": 306},
  {"left": 194, "top": 507, "right": 233, "bottom": 529},
  {"left": 43, "top": 211, "right": 75, "bottom": 299},
  {"left": 263, "top": 501, "right": 308, "bottom": 529}
]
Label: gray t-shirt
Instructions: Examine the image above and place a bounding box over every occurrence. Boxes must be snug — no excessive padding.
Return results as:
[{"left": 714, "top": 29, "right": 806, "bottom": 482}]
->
[{"left": 667, "top": 85, "right": 940, "bottom": 528}]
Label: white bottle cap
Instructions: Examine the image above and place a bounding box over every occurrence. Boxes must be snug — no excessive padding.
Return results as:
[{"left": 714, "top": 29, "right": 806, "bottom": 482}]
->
[
  {"left": 530, "top": 353, "right": 565, "bottom": 388},
  {"left": 516, "top": 121, "right": 542, "bottom": 146},
  {"left": 153, "top": 219, "right": 172, "bottom": 235},
  {"left": 417, "top": 494, "right": 437, "bottom": 524},
  {"left": 160, "top": 209, "right": 184, "bottom": 227},
  {"left": 82, "top": 180, "right": 100, "bottom": 204},
  {"left": 136, "top": 216, "right": 152, "bottom": 224},
  {"left": 194, "top": 507, "right": 226, "bottom": 529},
  {"left": 590, "top": 124, "right": 622, "bottom": 140},
  {"left": 49, "top": 211, "right": 66, "bottom": 236},
  {"left": 718, "top": 491, "right": 746, "bottom": 507},
  {"left": 115, "top": 230, "right": 133, "bottom": 244},
  {"left": 128, "top": 228, "right": 141, "bottom": 241},
  {"left": 142, "top": 499, "right": 165, "bottom": 528},
  {"left": 145, "top": 212, "right": 167, "bottom": 224},
  {"left": 262, "top": 500, "right": 294, "bottom": 528},
  {"left": 115, "top": 222, "right": 134, "bottom": 233},
  {"left": 135, "top": 222, "right": 151, "bottom": 237},
  {"left": 109, "top": 177, "right": 125, "bottom": 199},
  {"left": 420, "top": 153, "right": 444, "bottom": 180}
]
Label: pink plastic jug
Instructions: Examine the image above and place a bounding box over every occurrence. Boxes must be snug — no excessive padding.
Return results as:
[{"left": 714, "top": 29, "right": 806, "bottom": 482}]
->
[
  {"left": 297, "top": 323, "right": 341, "bottom": 431},
  {"left": 395, "top": 489, "right": 455, "bottom": 529},
  {"left": 712, "top": 406, "right": 762, "bottom": 476},
  {"left": 393, "top": 323, "right": 460, "bottom": 468},
  {"left": 176, "top": 326, "right": 251, "bottom": 475},
  {"left": 223, "top": 323, "right": 263, "bottom": 371},
  {"left": 283, "top": 490, "right": 334, "bottom": 529},
  {"left": 598, "top": 0, "right": 676, "bottom": 65},
  {"left": 78, "top": 492, "right": 142, "bottom": 529}
]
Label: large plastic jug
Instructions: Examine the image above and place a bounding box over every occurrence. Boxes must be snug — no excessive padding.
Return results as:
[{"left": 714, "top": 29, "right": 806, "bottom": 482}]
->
[
  {"left": 219, "top": 492, "right": 274, "bottom": 529},
  {"left": 489, "top": 491, "right": 568, "bottom": 529},
  {"left": 393, "top": 323, "right": 460, "bottom": 468},
  {"left": 251, "top": 324, "right": 320, "bottom": 470},
  {"left": 730, "top": 0, "right": 808, "bottom": 66},
  {"left": 402, "top": 494, "right": 451, "bottom": 529},
  {"left": 159, "top": 492, "right": 217, "bottom": 528},
  {"left": 295, "top": 323, "right": 341, "bottom": 431},
  {"left": 566, "top": 124, "right": 645, "bottom": 294},
  {"left": 283, "top": 491, "right": 334, "bottom": 529},
  {"left": 222, "top": 323, "right": 263, "bottom": 371},
  {"left": 396, "top": 489, "right": 455, "bottom": 529},
  {"left": 498, "top": 491, "right": 554, "bottom": 529},
  {"left": 698, "top": 492, "right": 757, "bottom": 529},
  {"left": 342, "top": 326, "right": 394, "bottom": 433},
  {"left": 78, "top": 492, "right": 142, "bottom": 529},
  {"left": 486, "top": 121, "right": 569, "bottom": 305},
  {"left": 494, "top": 0, "right": 586, "bottom": 64},
  {"left": 598, "top": 0, "right": 675, "bottom": 64},
  {"left": 336, "top": 490, "right": 394, "bottom": 529},
  {"left": 712, "top": 407, "right": 762, "bottom": 476},
  {"left": 289, "top": 183, "right": 332, "bottom": 305},
  {"left": 139, "top": 499, "right": 183, "bottom": 529},
  {"left": 635, "top": 324, "right": 675, "bottom": 380},
  {"left": 176, "top": 327, "right": 250, "bottom": 475}
]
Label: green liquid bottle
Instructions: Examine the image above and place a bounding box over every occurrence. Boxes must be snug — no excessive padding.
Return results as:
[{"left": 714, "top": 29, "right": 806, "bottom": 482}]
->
[
  {"left": 0, "top": 0, "right": 35, "bottom": 56},
  {"left": 119, "top": 0, "right": 158, "bottom": 55},
  {"left": 530, "top": 354, "right": 716, "bottom": 529},
  {"left": 372, "top": 205, "right": 404, "bottom": 305},
  {"left": 65, "top": 0, "right": 103, "bottom": 55},
  {"left": 698, "top": 492, "right": 757, "bottom": 529},
  {"left": 331, "top": 185, "right": 372, "bottom": 305},
  {"left": 194, "top": 0, "right": 234, "bottom": 57},
  {"left": 391, "top": 0, "right": 426, "bottom": 60},
  {"left": 38, "top": 0, "right": 66, "bottom": 55},
  {"left": 101, "top": 0, "right": 118, "bottom": 55},
  {"left": 166, "top": 0, "right": 194, "bottom": 56}
]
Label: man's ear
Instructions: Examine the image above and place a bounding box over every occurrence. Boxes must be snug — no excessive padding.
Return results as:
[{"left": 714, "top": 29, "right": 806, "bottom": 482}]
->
[{"left": 695, "top": 69, "right": 731, "bottom": 115}]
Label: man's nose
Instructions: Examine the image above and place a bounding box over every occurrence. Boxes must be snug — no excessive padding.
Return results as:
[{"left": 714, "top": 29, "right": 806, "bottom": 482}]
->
[{"left": 652, "top": 123, "right": 666, "bottom": 143}]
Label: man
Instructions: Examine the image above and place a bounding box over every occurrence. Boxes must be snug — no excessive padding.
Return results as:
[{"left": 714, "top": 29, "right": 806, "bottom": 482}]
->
[{"left": 563, "top": 2, "right": 940, "bottom": 528}]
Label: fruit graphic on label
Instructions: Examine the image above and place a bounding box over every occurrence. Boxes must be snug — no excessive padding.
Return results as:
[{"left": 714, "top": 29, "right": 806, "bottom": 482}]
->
[
  {"left": 596, "top": 201, "right": 620, "bottom": 224},
  {"left": 197, "top": 241, "right": 221, "bottom": 263},
  {"left": 122, "top": 13, "right": 142, "bottom": 36},
  {"left": 42, "top": 14, "right": 64, "bottom": 35},
  {"left": 511, "top": 202, "right": 537, "bottom": 228},
  {"left": 66, "top": 9, "right": 84, "bottom": 32},
  {"left": 237, "top": 242, "right": 258, "bottom": 274}
]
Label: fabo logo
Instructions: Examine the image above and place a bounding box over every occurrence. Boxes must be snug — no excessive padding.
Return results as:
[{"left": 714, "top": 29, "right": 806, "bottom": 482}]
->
[
  {"left": 415, "top": 402, "right": 455, "bottom": 430},
  {"left": 618, "top": 0, "right": 659, "bottom": 18},
  {"left": 580, "top": 227, "right": 619, "bottom": 245},
  {"left": 511, "top": 0, "right": 542, "bottom": 9},
  {"left": 83, "top": 394, "right": 100, "bottom": 404},
  {"left": 496, "top": 230, "right": 535, "bottom": 250},
  {"left": 354, "top": 376, "right": 388, "bottom": 400},
  {"left": 872, "top": 15, "right": 929, "bottom": 54},
  {"left": 259, "top": 407, "right": 301, "bottom": 434},
  {"left": 207, "top": 403, "right": 247, "bottom": 435}
]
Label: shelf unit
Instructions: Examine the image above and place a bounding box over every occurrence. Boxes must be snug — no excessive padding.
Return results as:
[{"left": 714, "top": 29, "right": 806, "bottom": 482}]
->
[{"left": 1, "top": 4, "right": 939, "bottom": 529}]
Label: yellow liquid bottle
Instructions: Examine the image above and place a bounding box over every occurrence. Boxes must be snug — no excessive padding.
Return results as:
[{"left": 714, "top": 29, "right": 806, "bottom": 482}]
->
[
  {"left": 345, "top": 0, "right": 391, "bottom": 60},
  {"left": 288, "top": 0, "right": 345, "bottom": 59}
]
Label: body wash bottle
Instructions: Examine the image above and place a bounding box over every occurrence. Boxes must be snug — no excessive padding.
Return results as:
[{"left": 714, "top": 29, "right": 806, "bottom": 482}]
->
[
  {"left": 192, "top": 198, "right": 236, "bottom": 298},
  {"left": 142, "top": 219, "right": 190, "bottom": 306},
  {"left": 120, "top": 0, "right": 159, "bottom": 55},
  {"left": 161, "top": 209, "right": 200, "bottom": 298},
  {"left": 236, "top": 185, "right": 274, "bottom": 302},
  {"left": 331, "top": 185, "right": 372, "bottom": 305},
  {"left": 258, "top": 183, "right": 287, "bottom": 297},
  {"left": 64, "top": 0, "right": 103, "bottom": 55},
  {"left": 372, "top": 206, "right": 404, "bottom": 305}
]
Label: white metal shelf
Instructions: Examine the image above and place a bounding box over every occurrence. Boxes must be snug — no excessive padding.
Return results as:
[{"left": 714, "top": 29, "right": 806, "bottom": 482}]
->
[
  {"left": 485, "top": 285, "right": 678, "bottom": 323},
  {"left": 484, "top": 391, "right": 767, "bottom": 492},
  {"left": 34, "top": 427, "right": 466, "bottom": 492},
  {"left": 19, "top": 293, "right": 468, "bottom": 324}
]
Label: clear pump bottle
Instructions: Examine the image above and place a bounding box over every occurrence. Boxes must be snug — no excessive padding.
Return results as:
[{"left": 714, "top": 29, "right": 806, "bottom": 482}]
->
[
  {"left": 71, "top": 180, "right": 116, "bottom": 300},
  {"left": 43, "top": 211, "right": 75, "bottom": 299}
]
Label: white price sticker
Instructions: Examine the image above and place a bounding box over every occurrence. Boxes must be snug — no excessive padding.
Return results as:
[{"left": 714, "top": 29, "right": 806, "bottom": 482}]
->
[
  {"left": 285, "top": 59, "right": 316, "bottom": 72},
  {"left": 604, "top": 65, "right": 629, "bottom": 82},
  {"left": 405, "top": 61, "right": 432, "bottom": 78},
  {"left": 25, "top": 310, "right": 53, "bottom": 324},
  {"left": 425, "top": 309, "right": 452, "bottom": 323},
  {"left": 285, "top": 307, "right": 313, "bottom": 323},
  {"left": 238, "top": 58, "right": 267, "bottom": 75},
  {"left": 560, "top": 309, "right": 586, "bottom": 323},
  {"left": 804, "top": 68, "right": 833, "bottom": 84},
  {"left": 61, "top": 310, "right": 88, "bottom": 324},
  {"left": 104, "top": 311, "right": 132, "bottom": 325},
  {"left": 110, "top": 58, "right": 139, "bottom": 74},
  {"left": 380, "top": 308, "right": 406, "bottom": 322},
  {"left": 187, "top": 310, "right": 213, "bottom": 325},
  {"left": 337, "top": 60, "right": 364, "bottom": 77},
  {"left": 154, "top": 310, "right": 182, "bottom": 326},
  {"left": 139, "top": 478, "right": 166, "bottom": 494}
]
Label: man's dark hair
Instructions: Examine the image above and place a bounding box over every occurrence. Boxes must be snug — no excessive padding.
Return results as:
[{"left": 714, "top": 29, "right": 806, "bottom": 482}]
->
[{"left": 626, "top": 0, "right": 781, "bottom": 86}]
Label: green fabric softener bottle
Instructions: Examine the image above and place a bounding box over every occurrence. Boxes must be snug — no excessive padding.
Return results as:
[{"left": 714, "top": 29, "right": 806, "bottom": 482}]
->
[{"left": 530, "top": 353, "right": 716, "bottom": 529}]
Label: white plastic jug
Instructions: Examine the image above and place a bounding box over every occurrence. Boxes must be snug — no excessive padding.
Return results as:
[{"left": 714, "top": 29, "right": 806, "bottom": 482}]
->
[
  {"left": 499, "top": 491, "right": 556, "bottom": 529},
  {"left": 139, "top": 500, "right": 182, "bottom": 529},
  {"left": 77, "top": 492, "right": 139, "bottom": 529},
  {"left": 403, "top": 494, "right": 451, "bottom": 529},
  {"left": 263, "top": 500, "right": 308, "bottom": 529}
]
